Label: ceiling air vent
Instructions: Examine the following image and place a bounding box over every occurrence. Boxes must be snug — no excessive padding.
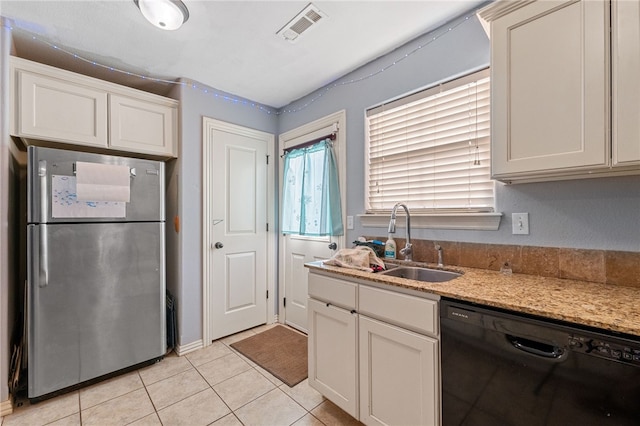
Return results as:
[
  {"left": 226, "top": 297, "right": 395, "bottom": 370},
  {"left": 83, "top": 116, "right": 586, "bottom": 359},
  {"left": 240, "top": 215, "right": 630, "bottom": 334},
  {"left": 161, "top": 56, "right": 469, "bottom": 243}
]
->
[{"left": 277, "top": 3, "right": 326, "bottom": 43}]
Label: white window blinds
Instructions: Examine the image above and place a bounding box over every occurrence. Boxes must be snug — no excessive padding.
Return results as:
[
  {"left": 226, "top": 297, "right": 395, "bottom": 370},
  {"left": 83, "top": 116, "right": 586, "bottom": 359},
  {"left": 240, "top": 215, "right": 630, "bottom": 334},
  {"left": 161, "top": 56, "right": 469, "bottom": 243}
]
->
[{"left": 366, "top": 69, "right": 493, "bottom": 213}]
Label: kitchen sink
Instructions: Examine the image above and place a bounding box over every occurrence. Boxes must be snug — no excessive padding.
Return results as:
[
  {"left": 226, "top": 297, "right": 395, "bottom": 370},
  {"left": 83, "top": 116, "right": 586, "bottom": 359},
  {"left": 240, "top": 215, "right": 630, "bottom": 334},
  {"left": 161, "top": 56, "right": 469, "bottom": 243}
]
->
[{"left": 379, "top": 266, "right": 462, "bottom": 282}]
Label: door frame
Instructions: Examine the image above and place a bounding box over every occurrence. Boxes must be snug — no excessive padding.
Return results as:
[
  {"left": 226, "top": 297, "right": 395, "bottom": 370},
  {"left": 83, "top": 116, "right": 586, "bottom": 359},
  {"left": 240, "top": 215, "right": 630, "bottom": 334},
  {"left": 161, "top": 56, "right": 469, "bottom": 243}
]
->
[
  {"left": 202, "top": 117, "right": 276, "bottom": 346},
  {"left": 278, "top": 110, "right": 347, "bottom": 325}
]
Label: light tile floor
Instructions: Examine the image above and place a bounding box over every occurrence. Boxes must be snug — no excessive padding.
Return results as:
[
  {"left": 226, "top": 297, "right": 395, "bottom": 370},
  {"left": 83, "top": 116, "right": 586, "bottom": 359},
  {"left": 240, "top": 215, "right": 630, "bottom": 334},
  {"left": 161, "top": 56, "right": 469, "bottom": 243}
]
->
[{"left": 1, "top": 324, "right": 363, "bottom": 426}]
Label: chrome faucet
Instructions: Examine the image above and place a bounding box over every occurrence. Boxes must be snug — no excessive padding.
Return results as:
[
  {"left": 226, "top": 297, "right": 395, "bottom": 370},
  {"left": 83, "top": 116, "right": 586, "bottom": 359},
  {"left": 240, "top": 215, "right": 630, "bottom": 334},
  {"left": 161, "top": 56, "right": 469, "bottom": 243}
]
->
[
  {"left": 435, "top": 244, "right": 444, "bottom": 267},
  {"left": 388, "top": 203, "right": 412, "bottom": 261}
]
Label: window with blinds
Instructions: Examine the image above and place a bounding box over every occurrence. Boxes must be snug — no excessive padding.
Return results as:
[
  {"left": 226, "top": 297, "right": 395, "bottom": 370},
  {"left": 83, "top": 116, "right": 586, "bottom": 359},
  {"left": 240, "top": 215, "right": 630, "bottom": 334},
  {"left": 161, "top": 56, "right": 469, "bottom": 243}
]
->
[{"left": 366, "top": 68, "right": 493, "bottom": 213}]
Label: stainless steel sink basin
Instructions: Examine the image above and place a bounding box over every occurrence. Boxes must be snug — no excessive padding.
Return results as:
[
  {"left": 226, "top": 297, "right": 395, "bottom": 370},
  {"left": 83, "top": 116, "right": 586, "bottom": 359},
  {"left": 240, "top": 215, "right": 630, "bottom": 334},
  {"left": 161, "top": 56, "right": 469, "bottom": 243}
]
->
[{"left": 379, "top": 266, "right": 461, "bottom": 282}]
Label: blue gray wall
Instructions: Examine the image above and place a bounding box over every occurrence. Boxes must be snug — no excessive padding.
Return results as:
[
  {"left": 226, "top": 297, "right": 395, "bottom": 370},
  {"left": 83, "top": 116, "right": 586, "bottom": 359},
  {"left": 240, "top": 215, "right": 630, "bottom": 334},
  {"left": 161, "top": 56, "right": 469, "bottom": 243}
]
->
[
  {"left": 1, "top": 16, "right": 12, "bottom": 406},
  {"left": 278, "top": 14, "right": 640, "bottom": 253},
  {"left": 170, "top": 83, "right": 278, "bottom": 346}
]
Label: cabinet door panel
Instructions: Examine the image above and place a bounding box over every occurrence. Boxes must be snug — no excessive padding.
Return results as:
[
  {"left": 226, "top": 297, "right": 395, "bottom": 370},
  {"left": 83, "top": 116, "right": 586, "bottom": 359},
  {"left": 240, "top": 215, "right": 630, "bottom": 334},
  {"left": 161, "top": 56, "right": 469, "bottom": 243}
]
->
[
  {"left": 308, "top": 298, "right": 358, "bottom": 418},
  {"left": 17, "top": 71, "right": 108, "bottom": 147},
  {"left": 613, "top": 0, "right": 640, "bottom": 166},
  {"left": 109, "top": 94, "right": 176, "bottom": 157},
  {"left": 491, "top": 0, "right": 609, "bottom": 178},
  {"left": 359, "top": 316, "right": 439, "bottom": 426}
]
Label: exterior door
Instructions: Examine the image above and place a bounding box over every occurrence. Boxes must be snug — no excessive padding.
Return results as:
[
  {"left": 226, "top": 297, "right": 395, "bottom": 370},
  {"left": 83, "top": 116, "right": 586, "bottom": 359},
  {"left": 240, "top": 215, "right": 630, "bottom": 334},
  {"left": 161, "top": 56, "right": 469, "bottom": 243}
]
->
[
  {"left": 283, "top": 234, "right": 335, "bottom": 333},
  {"left": 279, "top": 111, "right": 346, "bottom": 333},
  {"left": 204, "top": 118, "right": 272, "bottom": 341}
]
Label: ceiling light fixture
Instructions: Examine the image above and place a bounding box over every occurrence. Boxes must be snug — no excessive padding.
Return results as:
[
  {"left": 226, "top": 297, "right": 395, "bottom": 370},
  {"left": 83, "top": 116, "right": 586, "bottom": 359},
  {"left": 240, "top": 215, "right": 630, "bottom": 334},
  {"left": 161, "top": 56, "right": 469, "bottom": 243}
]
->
[{"left": 134, "top": 0, "right": 189, "bottom": 31}]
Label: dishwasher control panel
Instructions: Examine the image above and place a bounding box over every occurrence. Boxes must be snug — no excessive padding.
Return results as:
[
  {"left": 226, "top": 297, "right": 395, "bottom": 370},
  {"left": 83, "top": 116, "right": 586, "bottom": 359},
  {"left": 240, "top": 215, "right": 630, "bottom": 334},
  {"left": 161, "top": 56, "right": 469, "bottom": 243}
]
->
[{"left": 569, "top": 335, "right": 640, "bottom": 366}]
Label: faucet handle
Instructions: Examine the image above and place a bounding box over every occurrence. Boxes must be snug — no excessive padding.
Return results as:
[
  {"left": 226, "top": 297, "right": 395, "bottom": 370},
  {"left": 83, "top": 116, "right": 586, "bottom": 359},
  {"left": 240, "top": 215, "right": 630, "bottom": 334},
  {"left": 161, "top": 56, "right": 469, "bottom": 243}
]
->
[{"left": 399, "top": 243, "right": 412, "bottom": 261}]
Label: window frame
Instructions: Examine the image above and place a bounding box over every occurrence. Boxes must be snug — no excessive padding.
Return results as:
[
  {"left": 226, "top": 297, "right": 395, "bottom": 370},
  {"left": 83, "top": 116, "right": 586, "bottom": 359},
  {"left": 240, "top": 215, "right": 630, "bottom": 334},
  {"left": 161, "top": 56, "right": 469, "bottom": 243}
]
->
[{"left": 362, "top": 68, "right": 501, "bottom": 230}]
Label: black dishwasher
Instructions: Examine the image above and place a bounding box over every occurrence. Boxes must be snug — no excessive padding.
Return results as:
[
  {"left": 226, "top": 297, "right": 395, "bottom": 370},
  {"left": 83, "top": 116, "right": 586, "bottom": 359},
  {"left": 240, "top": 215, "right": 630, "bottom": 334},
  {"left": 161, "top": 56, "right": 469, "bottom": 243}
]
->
[{"left": 440, "top": 298, "right": 640, "bottom": 426}]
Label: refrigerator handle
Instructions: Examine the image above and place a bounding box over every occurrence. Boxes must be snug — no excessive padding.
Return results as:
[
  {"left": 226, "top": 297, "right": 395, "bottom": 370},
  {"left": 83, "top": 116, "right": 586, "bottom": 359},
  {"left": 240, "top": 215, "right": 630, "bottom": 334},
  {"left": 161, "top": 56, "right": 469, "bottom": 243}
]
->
[
  {"left": 39, "top": 160, "right": 47, "bottom": 221},
  {"left": 39, "top": 160, "right": 49, "bottom": 287},
  {"left": 40, "top": 226, "right": 49, "bottom": 287}
]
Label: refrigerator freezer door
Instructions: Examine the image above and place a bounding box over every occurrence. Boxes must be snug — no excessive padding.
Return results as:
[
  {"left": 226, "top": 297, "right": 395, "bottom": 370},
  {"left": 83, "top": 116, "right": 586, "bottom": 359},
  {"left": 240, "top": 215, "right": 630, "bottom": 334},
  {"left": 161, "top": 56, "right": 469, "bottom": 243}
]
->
[
  {"left": 27, "top": 222, "right": 166, "bottom": 398},
  {"left": 28, "top": 146, "right": 165, "bottom": 224}
]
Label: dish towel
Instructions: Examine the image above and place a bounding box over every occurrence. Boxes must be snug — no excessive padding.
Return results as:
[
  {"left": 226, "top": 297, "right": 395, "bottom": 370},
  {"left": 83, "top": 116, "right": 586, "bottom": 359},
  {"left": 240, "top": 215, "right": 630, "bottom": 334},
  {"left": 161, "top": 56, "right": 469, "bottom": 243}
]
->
[{"left": 323, "top": 246, "right": 385, "bottom": 272}]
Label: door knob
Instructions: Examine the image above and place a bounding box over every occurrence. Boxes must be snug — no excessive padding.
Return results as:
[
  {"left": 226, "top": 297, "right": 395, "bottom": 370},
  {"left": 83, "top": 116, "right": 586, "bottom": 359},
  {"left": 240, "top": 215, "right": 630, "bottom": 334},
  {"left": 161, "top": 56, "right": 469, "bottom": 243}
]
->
[
  {"left": 328, "top": 242, "right": 337, "bottom": 250},
  {"left": 214, "top": 242, "right": 224, "bottom": 249}
]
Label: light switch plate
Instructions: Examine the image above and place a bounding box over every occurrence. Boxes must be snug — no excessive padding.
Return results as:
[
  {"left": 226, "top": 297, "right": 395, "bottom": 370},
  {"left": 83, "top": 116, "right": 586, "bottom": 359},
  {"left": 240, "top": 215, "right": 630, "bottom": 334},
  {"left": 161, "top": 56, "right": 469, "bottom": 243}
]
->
[
  {"left": 347, "top": 215, "right": 354, "bottom": 230},
  {"left": 512, "top": 213, "right": 529, "bottom": 235}
]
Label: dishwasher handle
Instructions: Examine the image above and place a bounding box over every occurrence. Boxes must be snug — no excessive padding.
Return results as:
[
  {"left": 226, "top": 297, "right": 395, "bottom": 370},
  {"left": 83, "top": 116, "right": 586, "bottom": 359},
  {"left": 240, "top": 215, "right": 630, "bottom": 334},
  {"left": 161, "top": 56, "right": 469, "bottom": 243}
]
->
[{"left": 506, "top": 334, "right": 566, "bottom": 360}]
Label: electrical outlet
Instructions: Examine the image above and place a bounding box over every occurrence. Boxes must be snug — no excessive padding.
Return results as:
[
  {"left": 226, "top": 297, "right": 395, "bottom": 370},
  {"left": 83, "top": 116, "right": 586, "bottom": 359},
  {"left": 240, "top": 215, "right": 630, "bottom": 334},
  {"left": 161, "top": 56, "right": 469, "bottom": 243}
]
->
[
  {"left": 347, "top": 215, "right": 354, "bottom": 230},
  {"left": 512, "top": 213, "right": 529, "bottom": 235}
]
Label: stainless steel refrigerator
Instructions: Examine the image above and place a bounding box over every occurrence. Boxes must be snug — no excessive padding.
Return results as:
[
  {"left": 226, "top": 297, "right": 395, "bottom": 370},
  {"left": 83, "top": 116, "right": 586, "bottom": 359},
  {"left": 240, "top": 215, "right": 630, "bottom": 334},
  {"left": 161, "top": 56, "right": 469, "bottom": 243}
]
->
[{"left": 26, "top": 146, "right": 166, "bottom": 399}]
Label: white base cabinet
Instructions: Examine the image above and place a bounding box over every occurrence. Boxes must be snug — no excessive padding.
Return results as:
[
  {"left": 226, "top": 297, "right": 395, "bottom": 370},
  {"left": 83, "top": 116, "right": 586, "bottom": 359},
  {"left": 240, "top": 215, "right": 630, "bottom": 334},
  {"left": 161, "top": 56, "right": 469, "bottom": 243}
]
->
[
  {"left": 308, "top": 298, "right": 358, "bottom": 417},
  {"left": 359, "top": 316, "right": 439, "bottom": 426},
  {"left": 307, "top": 270, "right": 440, "bottom": 425}
]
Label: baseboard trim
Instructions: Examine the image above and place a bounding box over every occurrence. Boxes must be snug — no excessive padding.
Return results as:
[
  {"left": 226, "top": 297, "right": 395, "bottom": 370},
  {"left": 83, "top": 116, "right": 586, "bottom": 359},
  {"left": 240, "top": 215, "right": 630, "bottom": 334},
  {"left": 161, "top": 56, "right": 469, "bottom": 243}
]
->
[
  {"left": 1, "top": 398, "right": 13, "bottom": 416},
  {"left": 175, "top": 339, "right": 203, "bottom": 356}
]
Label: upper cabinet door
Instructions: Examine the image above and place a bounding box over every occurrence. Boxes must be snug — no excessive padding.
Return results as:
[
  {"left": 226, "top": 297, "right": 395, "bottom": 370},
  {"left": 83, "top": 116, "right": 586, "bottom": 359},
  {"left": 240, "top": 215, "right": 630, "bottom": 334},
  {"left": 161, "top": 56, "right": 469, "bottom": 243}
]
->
[
  {"left": 612, "top": 0, "right": 640, "bottom": 167},
  {"left": 16, "top": 71, "right": 108, "bottom": 148},
  {"left": 490, "top": 0, "right": 609, "bottom": 180},
  {"left": 109, "top": 94, "right": 177, "bottom": 157}
]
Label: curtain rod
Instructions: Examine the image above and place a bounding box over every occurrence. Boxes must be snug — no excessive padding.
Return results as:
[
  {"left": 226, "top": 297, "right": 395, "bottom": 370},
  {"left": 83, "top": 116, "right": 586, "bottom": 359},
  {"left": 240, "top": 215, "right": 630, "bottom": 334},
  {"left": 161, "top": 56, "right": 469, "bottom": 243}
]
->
[{"left": 281, "top": 133, "right": 336, "bottom": 157}]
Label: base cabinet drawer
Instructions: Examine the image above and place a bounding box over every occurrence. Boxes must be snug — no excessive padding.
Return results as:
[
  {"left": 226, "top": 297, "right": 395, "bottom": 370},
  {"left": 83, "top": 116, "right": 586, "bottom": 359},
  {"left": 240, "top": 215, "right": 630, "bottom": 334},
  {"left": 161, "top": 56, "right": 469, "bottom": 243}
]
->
[{"left": 359, "top": 284, "right": 438, "bottom": 336}]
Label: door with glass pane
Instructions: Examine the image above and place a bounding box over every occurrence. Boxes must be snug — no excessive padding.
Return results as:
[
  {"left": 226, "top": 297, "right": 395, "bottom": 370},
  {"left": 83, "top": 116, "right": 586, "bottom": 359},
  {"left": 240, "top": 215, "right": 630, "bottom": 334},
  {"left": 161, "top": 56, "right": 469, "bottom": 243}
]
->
[
  {"left": 279, "top": 112, "right": 346, "bottom": 333},
  {"left": 283, "top": 234, "right": 335, "bottom": 332}
]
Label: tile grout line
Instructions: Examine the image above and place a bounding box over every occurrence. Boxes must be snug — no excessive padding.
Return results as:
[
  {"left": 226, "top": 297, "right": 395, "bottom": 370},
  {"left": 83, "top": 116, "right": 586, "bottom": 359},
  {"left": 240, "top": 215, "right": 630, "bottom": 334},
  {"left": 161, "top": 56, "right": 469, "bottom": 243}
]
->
[
  {"left": 185, "top": 350, "right": 237, "bottom": 423},
  {"left": 138, "top": 370, "right": 163, "bottom": 426},
  {"left": 217, "top": 335, "right": 316, "bottom": 423}
]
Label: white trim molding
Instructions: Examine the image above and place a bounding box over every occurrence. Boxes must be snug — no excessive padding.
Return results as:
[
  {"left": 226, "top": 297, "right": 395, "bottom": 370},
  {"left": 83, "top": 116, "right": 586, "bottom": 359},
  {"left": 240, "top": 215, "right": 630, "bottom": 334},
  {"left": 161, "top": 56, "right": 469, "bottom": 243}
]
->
[
  {"left": 358, "top": 212, "right": 503, "bottom": 231},
  {"left": 175, "top": 339, "right": 203, "bottom": 356},
  {"left": 1, "top": 398, "right": 13, "bottom": 416}
]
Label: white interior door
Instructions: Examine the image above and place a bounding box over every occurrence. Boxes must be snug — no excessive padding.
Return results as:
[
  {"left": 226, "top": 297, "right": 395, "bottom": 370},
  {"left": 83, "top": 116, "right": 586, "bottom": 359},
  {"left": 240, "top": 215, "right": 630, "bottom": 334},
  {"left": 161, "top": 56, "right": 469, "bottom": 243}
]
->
[
  {"left": 203, "top": 118, "right": 273, "bottom": 341},
  {"left": 279, "top": 111, "right": 347, "bottom": 333}
]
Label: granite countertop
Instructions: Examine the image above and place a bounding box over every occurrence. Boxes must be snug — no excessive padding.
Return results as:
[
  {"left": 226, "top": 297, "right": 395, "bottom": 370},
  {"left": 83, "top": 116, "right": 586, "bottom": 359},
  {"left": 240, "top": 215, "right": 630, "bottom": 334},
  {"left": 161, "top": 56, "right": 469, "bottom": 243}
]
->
[{"left": 305, "top": 260, "right": 640, "bottom": 337}]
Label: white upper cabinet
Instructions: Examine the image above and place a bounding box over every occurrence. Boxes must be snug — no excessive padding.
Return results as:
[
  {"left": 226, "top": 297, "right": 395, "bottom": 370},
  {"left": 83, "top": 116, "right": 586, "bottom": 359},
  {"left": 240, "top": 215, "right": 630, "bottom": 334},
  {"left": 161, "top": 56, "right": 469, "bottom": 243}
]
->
[
  {"left": 15, "top": 70, "right": 108, "bottom": 148},
  {"left": 10, "top": 57, "right": 178, "bottom": 158},
  {"left": 109, "top": 94, "right": 176, "bottom": 157},
  {"left": 482, "top": 0, "right": 640, "bottom": 183},
  {"left": 612, "top": 0, "right": 640, "bottom": 167}
]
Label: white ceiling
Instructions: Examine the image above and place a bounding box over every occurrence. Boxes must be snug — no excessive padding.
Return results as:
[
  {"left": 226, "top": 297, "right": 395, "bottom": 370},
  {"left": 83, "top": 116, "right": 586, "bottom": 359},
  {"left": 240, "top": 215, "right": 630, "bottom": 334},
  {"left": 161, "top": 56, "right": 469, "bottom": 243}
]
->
[{"left": 0, "top": 0, "right": 485, "bottom": 108}]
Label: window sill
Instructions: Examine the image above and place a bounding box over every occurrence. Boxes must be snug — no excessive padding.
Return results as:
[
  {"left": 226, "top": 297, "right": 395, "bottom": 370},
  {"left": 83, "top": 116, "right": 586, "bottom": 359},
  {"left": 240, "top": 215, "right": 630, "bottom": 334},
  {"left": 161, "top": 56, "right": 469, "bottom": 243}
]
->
[{"left": 357, "top": 212, "right": 503, "bottom": 231}]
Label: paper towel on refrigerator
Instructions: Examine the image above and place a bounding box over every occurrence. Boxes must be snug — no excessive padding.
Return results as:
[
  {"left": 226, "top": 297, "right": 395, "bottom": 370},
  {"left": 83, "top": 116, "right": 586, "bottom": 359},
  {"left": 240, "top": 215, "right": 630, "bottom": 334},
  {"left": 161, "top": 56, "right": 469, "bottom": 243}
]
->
[{"left": 75, "top": 161, "right": 131, "bottom": 202}]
